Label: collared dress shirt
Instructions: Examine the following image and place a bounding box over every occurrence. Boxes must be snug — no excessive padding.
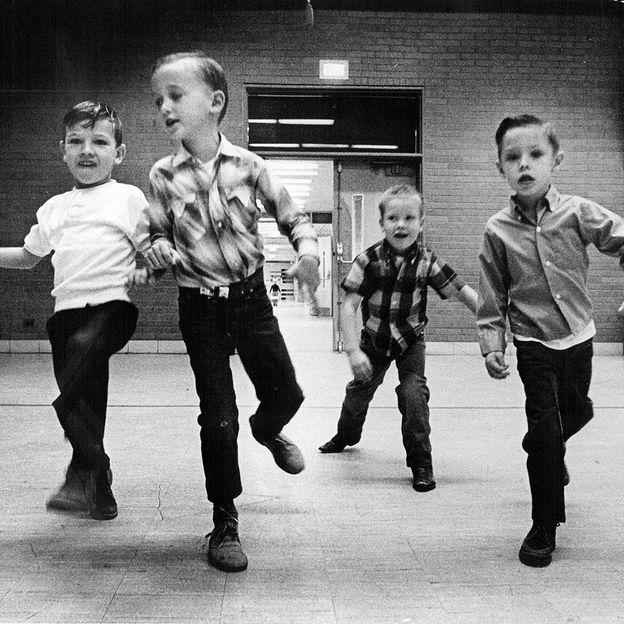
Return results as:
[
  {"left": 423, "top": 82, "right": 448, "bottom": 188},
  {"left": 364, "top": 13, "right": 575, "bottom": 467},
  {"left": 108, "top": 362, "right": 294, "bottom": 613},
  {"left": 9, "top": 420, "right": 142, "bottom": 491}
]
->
[
  {"left": 148, "top": 133, "right": 318, "bottom": 288},
  {"left": 477, "top": 185, "right": 624, "bottom": 355},
  {"left": 342, "top": 239, "right": 466, "bottom": 358}
]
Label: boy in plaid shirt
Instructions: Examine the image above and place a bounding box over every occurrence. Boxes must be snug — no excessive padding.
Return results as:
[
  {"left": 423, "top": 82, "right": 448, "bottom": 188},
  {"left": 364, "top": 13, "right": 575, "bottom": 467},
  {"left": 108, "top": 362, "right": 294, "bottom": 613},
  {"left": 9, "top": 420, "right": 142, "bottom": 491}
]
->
[{"left": 319, "top": 184, "right": 477, "bottom": 491}]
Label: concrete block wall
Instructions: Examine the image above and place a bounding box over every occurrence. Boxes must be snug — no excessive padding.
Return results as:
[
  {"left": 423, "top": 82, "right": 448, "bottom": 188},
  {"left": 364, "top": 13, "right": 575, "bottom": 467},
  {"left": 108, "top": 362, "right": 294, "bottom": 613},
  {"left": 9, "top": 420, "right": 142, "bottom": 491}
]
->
[{"left": 0, "top": 4, "right": 623, "bottom": 343}]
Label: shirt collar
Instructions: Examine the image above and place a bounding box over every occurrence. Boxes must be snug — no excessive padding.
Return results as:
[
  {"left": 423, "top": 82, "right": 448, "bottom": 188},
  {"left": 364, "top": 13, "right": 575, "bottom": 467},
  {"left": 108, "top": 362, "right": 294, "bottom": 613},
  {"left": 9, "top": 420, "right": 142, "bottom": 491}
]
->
[
  {"left": 171, "top": 132, "right": 238, "bottom": 167},
  {"left": 381, "top": 238, "right": 422, "bottom": 263},
  {"left": 509, "top": 185, "right": 560, "bottom": 215}
]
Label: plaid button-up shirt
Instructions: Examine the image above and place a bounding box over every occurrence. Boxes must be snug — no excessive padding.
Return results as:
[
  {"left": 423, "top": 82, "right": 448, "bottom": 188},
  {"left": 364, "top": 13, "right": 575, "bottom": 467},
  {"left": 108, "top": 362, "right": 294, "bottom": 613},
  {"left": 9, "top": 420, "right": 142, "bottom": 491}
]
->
[
  {"left": 148, "top": 133, "right": 318, "bottom": 288},
  {"left": 342, "top": 239, "right": 466, "bottom": 357}
]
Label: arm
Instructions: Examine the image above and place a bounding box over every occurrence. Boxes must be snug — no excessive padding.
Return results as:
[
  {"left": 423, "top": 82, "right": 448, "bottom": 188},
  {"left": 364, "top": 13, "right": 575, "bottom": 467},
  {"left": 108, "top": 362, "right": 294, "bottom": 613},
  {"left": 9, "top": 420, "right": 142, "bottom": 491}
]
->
[
  {"left": 341, "top": 291, "right": 373, "bottom": 382},
  {"left": 452, "top": 284, "right": 478, "bottom": 314},
  {"left": 145, "top": 171, "right": 179, "bottom": 271},
  {"left": 0, "top": 248, "right": 42, "bottom": 269},
  {"left": 476, "top": 228, "right": 510, "bottom": 357}
]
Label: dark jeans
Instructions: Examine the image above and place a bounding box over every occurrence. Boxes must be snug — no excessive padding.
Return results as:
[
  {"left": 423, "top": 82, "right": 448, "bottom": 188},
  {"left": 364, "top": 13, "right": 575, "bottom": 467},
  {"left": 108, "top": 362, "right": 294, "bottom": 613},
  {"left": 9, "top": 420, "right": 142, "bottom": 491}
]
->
[
  {"left": 178, "top": 269, "right": 304, "bottom": 505},
  {"left": 514, "top": 338, "right": 594, "bottom": 524},
  {"left": 46, "top": 300, "right": 138, "bottom": 472},
  {"left": 337, "top": 335, "right": 432, "bottom": 469}
]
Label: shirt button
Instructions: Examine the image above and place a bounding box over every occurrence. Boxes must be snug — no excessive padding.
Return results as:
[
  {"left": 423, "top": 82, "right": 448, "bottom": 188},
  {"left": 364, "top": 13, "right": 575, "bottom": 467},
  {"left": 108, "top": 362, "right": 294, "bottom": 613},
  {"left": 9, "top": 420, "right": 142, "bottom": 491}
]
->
[
  {"left": 536, "top": 226, "right": 542, "bottom": 233},
  {"left": 545, "top": 260, "right": 551, "bottom": 267},
  {"left": 555, "top": 294, "right": 562, "bottom": 300}
]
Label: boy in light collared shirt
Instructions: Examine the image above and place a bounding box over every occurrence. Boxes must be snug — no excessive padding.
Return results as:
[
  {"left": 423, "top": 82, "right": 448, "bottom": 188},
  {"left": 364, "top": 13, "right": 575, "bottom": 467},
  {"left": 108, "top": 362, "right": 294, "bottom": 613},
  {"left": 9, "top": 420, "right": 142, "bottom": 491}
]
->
[{"left": 477, "top": 113, "right": 624, "bottom": 567}]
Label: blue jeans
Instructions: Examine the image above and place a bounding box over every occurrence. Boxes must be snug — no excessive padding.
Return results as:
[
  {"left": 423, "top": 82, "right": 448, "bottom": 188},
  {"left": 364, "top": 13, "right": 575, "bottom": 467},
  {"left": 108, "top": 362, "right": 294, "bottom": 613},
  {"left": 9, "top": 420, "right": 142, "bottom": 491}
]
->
[
  {"left": 46, "top": 300, "right": 138, "bottom": 472},
  {"left": 337, "top": 335, "right": 432, "bottom": 469},
  {"left": 514, "top": 338, "right": 594, "bottom": 524},
  {"left": 178, "top": 269, "right": 304, "bottom": 505}
]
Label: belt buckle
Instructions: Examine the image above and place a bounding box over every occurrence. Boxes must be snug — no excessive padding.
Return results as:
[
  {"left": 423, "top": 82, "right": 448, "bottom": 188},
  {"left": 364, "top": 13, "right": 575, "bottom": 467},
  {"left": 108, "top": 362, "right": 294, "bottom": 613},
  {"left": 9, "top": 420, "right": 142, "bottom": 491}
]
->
[{"left": 199, "top": 285, "right": 229, "bottom": 299}]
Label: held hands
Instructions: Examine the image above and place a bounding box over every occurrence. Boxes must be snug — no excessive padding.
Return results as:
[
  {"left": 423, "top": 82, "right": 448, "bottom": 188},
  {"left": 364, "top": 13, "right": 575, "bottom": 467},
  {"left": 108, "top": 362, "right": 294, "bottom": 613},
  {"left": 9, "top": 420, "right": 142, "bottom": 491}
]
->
[
  {"left": 144, "top": 239, "right": 182, "bottom": 271},
  {"left": 126, "top": 267, "right": 156, "bottom": 290},
  {"left": 484, "top": 351, "right": 510, "bottom": 379},
  {"left": 286, "top": 254, "right": 321, "bottom": 314},
  {"left": 347, "top": 348, "right": 373, "bottom": 383}
]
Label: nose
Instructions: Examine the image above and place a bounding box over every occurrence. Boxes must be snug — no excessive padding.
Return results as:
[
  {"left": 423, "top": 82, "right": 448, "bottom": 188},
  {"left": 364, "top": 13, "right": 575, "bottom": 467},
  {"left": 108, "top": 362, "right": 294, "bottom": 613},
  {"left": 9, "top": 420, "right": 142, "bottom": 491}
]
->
[
  {"left": 518, "top": 154, "right": 529, "bottom": 169},
  {"left": 81, "top": 140, "right": 95, "bottom": 155},
  {"left": 159, "top": 97, "right": 172, "bottom": 116}
]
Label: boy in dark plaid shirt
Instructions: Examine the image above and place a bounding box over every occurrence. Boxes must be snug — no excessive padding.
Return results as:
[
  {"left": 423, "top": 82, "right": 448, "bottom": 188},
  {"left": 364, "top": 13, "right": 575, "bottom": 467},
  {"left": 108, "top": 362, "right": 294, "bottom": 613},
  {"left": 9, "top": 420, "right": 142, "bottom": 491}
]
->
[{"left": 319, "top": 184, "right": 477, "bottom": 491}]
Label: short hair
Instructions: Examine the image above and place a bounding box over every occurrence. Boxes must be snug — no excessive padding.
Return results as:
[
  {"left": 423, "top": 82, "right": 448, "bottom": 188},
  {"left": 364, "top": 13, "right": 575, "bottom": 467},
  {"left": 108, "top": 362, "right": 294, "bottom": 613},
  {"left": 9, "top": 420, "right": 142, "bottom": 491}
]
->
[
  {"left": 495, "top": 114, "right": 560, "bottom": 158},
  {"left": 378, "top": 184, "right": 423, "bottom": 219},
  {"left": 153, "top": 51, "right": 229, "bottom": 124},
  {"left": 62, "top": 101, "right": 123, "bottom": 147}
]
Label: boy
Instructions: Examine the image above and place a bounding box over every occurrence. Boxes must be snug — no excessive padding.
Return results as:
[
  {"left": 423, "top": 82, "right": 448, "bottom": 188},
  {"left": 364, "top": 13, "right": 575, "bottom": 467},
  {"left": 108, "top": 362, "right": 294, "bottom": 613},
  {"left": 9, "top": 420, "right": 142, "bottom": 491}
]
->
[
  {"left": 477, "top": 114, "right": 624, "bottom": 567},
  {"left": 0, "top": 101, "right": 151, "bottom": 521},
  {"left": 146, "top": 51, "right": 319, "bottom": 573},
  {"left": 319, "top": 184, "right": 477, "bottom": 493}
]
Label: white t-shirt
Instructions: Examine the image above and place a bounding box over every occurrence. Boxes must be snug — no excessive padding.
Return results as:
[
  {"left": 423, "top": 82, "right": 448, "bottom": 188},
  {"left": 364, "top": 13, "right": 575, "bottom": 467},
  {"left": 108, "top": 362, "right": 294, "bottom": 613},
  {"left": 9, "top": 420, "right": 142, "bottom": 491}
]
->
[{"left": 24, "top": 179, "right": 150, "bottom": 311}]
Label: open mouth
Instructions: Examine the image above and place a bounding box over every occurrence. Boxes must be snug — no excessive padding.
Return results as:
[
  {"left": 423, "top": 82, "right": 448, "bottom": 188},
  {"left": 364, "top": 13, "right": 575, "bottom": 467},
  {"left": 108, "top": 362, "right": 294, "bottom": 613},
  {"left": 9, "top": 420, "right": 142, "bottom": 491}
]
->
[
  {"left": 165, "top": 118, "right": 179, "bottom": 128},
  {"left": 518, "top": 174, "right": 534, "bottom": 183},
  {"left": 78, "top": 162, "right": 96, "bottom": 167}
]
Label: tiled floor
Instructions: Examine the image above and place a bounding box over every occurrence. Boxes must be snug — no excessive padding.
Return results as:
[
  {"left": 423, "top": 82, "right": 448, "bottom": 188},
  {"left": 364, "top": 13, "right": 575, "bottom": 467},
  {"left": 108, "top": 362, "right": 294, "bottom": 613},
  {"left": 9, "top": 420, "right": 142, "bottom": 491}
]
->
[{"left": 1, "top": 302, "right": 624, "bottom": 623}]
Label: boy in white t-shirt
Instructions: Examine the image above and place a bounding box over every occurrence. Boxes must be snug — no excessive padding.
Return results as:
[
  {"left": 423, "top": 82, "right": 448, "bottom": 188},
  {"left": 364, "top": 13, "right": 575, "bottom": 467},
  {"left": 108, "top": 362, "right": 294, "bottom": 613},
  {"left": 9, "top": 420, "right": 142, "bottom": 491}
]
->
[{"left": 0, "top": 101, "right": 151, "bottom": 521}]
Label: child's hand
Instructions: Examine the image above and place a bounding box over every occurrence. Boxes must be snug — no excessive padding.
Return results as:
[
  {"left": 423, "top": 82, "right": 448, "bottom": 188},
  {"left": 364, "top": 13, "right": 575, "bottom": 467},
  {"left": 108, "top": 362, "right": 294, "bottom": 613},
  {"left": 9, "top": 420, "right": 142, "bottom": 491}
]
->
[
  {"left": 126, "top": 267, "right": 156, "bottom": 289},
  {"left": 347, "top": 348, "right": 373, "bottom": 383},
  {"left": 286, "top": 255, "right": 321, "bottom": 314},
  {"left": 484, "top": 351, "right": 510, "bottom": 379},
  {"left": 145, "top": 239, "right": 181, "bottom": 270}
]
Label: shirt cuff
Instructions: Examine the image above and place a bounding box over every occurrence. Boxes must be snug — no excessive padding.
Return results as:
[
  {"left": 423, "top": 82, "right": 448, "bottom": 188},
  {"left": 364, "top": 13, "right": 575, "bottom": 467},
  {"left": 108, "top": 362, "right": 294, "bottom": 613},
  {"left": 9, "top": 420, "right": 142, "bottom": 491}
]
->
[
  {"left": 478, "top": 328, "right": 507, "bottom": 356},
  {"left": 296, "top": 239, "right": 320, "bottom": 262}
]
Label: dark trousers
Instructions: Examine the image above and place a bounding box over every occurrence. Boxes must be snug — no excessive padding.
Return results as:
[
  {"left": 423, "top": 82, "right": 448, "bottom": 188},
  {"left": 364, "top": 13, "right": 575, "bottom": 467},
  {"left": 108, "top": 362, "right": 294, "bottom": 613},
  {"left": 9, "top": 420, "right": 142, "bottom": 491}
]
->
[
  {"left": 337, "top": 336, "right": 432, "bottom": 469},
  {"left": 178, "top": 270, "right": 304, "bottom": 506},
  {"left": 514, "top": 338, "right": 594, "bottom": 524},
  {"left": 46, "top": 300, "right": 138, "bottom": 472}
]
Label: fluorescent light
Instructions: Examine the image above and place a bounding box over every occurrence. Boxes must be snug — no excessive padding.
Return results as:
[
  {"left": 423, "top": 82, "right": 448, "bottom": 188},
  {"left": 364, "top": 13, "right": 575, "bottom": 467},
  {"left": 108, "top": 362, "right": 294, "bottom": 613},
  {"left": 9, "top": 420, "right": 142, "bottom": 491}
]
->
[
  {"left": 301, "top": 143, "right": 349, "bottom": 149},
  {"left": 249, "top": 143, "right": 300, "bottom": 149},
  {"left": 351, "top": 144, "right": 399, "bottom": 150},
  {"left": 278, "top": 119, "right": 335, "bottom": 126},
  {"left": 248, "top": 119, "right": 277, "bottom": 124}
]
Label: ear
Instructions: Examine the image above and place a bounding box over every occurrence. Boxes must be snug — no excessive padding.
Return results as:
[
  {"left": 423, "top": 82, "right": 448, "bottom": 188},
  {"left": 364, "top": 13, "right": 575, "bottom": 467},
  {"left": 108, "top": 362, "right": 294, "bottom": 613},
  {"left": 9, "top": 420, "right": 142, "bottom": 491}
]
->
[
  {"left": 553, "top": 150, "right": 564, "bottom": 169},
  {"left": 211, "top": 90, "right": 225, "bottom": 114},
  {"left": 59, "top": 140, "right": 68, "bottom": 162},
  {"left": 114, "top": 143, "right": 127, "bottom": 165}
]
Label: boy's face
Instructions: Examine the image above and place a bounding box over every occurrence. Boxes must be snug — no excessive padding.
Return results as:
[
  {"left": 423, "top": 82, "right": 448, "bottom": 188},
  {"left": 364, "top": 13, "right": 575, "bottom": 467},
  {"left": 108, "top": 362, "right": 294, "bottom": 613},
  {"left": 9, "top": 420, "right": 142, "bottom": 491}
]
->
[
  {"left": 61, "top": 119, "right": 125, "bottom": 188},
  {"left": 497, "top": 125, "right": 563, "bottom": 205},
  {"left": 380, "top": 196, "right": 423, "bottom": 254},
  {"left": 152, "top": 58, "right": 225, "bottom": 143}
]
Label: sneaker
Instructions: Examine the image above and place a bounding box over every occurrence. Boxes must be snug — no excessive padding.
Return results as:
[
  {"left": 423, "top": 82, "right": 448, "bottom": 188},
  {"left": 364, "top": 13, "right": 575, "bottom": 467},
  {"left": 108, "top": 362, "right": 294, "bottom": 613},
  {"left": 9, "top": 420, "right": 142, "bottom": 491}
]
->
[
  {"left": 250, "top": 418, "right": 304, "bottom": 474},
  {"left": 85, "top": 469, "right": 118, "bottom": 521},
  {"left": 46, "top": 464, "right": 88, "bottom": 513},
  {"left": 206, "top": 521, "right": 248, "bottom": 572},
  {"left": 318, "top": 434, "right": 348, "bottom": 454},
  {"left": 519, "top": 522, "right": 557, "bottom": 567},
  {"left": 412, "top": 466, "right": 436, "bottom": 492}
]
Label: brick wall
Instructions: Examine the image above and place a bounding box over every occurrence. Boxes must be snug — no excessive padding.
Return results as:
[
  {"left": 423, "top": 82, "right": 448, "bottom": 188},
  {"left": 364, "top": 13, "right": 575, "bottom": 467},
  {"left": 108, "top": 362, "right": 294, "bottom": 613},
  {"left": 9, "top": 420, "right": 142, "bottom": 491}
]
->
[{"left": 1, "top": 6, "right": 623, "bottom": 342}]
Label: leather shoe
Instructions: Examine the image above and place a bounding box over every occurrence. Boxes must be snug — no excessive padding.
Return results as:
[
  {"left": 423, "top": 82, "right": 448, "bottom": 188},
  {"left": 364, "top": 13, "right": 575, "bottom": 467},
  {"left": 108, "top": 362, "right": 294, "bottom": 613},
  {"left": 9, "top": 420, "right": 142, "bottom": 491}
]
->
[
  {"left": 519, "top": 522, "right": 557, "bottom": 567},
  {"left": 206, "top": 521, "right": 248, "bottom": 572},
  {"left": 318, "top": 435, "right": 348, "bottom": 453},
  {"left": 85, "top": 468, "right": 118, "bottom": 520},
  {"left": 412, "top": 466, "right": 436, "bottom": 492},
  {"left": 250, "top": 418, "right": 304, "bottom": 474},
  {"left": 46, "top": 463, "right": 88, "bottom": 513}
]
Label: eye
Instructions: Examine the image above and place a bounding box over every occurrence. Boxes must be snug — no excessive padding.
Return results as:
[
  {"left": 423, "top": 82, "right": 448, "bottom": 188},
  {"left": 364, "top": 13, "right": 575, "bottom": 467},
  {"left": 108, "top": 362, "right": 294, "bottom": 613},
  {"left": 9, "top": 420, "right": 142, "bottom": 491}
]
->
[
  {"left": 67, "top": 138, "right": 81, "bottom": 145},
  {"left": 531, "top": 150, "right": 544, "bottom": 158},
  {"left": 95, "top": 139, "right": 110, "bottom": 146},
  {"left": 154, "top": 96, "right": 163, "bottom": 109}
]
